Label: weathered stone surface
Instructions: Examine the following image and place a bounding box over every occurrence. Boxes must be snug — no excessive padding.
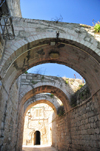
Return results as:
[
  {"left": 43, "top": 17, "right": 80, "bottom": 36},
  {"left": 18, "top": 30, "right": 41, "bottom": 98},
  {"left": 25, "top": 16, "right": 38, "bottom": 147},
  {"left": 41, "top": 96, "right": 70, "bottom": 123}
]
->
[
  {"left": 19, "top": 74, "right": 76, "bottom": 102},
  {"left": 23, "top": 103, "right": 53, "bottom": 146},
  {"left": 24, "top": 93, "right": 62, "bottom": 113},
  {"left": 0, "top": 35, "right": 5, "bottom": 61},
  {"left": 0, "top": 2, "right": 100, "bottom": 151},
  {"left": 6, "top": 0, "right": 22, "bottom": 17},
  {"left": 52, "top": 91, "right": 100, "bottom": 151}
]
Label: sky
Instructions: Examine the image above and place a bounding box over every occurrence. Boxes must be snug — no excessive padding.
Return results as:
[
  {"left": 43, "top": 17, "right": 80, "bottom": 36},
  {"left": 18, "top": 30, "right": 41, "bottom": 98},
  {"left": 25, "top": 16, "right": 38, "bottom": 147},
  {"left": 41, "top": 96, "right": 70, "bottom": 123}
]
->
[{"left": 20, "top": 0, "right": 100, "bottom": 79}]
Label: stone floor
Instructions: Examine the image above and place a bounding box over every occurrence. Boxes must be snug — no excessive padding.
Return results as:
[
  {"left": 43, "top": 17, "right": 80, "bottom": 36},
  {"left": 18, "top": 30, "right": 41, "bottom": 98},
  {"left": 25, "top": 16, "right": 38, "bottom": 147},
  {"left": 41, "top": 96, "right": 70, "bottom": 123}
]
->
[{"left": 22, "top": 145, "right": 58, "bottom": 151}]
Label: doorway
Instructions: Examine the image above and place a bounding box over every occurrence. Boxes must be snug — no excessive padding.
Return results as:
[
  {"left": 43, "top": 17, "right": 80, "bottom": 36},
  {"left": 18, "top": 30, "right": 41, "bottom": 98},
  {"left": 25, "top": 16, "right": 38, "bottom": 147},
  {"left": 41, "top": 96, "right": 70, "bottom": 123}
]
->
[{"left": 34, "top": 131, "right": 41, "bottom": 145}]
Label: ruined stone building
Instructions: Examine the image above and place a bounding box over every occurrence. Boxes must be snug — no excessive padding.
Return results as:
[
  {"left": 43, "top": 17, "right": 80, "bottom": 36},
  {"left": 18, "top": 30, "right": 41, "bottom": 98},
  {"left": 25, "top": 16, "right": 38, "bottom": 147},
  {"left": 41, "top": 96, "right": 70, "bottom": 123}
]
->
[
  {"left": 0, "top": 0, "right": 100, "bottom": 151},
  {"left": 23, "top": 103, "right": 54, "bottom": 146}
]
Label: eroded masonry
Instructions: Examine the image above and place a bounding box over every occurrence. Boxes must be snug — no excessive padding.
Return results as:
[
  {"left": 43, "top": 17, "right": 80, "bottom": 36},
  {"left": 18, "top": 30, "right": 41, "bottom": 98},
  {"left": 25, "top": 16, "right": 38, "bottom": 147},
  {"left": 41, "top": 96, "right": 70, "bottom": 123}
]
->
[{"left": 0, "top": 0, "right": 100, "bottom": 151}]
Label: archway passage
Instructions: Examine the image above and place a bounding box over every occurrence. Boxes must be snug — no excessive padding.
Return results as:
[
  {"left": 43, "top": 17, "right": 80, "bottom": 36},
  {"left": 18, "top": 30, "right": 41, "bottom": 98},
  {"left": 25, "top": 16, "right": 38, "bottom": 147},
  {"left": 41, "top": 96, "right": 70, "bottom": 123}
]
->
[
  {"left": 34, "top": 131, "right": 40, "bottom": 145},
  {"left": 1, "top": 18, "right": 100, "bottom": 151},
  {"left": 23, "top": 103, "right": 54, "bottom": 147}
]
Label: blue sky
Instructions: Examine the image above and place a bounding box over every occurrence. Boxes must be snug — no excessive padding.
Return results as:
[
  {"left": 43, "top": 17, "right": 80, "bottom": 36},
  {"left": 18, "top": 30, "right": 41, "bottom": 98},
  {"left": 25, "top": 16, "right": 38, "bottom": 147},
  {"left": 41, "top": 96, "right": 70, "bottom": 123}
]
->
[
  {"left": 20, "top": 0, "right": 100, "bottom": 25},
  {"left": 20, "top": 0, "right": 100, "bottom": 79}
]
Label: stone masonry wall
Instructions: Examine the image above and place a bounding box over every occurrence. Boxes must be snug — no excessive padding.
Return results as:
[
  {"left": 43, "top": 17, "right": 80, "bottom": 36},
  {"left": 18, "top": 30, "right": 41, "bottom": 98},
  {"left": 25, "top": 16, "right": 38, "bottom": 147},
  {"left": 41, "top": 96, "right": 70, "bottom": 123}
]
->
[
  {"left": 71, "top": 84, "right": 91, "bottom": 107},
  {"left": 0, "top": 35, "right": 5, "bottom": 63},
  {"left": 19, "top": 73, "right": 74, "bottom": 102},
  {"left": 0, "top": 79, "right": 20, "bottom": 151},
  {"left": 52, "top": 90, "right": 100, "bottom": 151},
  {"left": 24, "top": 93, "right": 62, "bottom": 113},
  {"left": 0, "top": 83, "right": 9, "bottom": 151},
  {"left": 0, "top": 75, "right": 100, "bottom": 151}
]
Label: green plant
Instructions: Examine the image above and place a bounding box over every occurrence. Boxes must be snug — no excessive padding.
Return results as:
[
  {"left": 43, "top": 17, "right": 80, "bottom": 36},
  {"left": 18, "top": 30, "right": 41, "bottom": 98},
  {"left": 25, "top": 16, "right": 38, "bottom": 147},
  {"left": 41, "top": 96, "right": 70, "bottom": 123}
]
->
[
  {"left": 82, "top": 25, "right": 85, "bottom": 27},
  {"left": 31, "top": 81, "right": 38, "bottom": 84},
  {"left": 50, "top": 93, "right": 54, "bottom": 98},
  {"left": 79, "top": 84, "right": 83, "bottom": 88},
  {"left": 94, "top": 22, "right": 100, "bottom": 33},
  {"left": 65, "top": 79, "right": 69, "bottom": 84},
  {"left": 41, "top": 75, "right": 44, "bottom": 80},
  {"left": 24, "top": 71, "right": 28, "bottom": 74},
  {"left": 80, "top": 95, "right": 83, "bottom": 99},
  {"left": 57, "top": 105, "right": 65, "bottom": 116},
  {"left": 70, "top": 94, "right": 77, "bottom": 107}
]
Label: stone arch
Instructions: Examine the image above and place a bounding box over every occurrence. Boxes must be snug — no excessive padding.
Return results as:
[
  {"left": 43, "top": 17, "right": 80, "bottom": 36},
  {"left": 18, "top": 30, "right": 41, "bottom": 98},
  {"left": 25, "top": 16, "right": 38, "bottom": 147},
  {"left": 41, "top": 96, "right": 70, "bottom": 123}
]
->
[
  {"left": 17, "top": 75, "right": 71, "bottom": 149},
  {"left": 1, "top": 37, "right": 100, "bottom": 94},
  {"left": 24, "top": 99, "right": 57, "bottom": 116},
  {"left": 19, "top": 73, "right": 74, "bottom": 102},
  {"left": 1, "top": 19, "right": 100, "bottom": 151},
  {"left": 24, "top": 93, "right": 62, "bottom": 115},
  {"left": 0, "top": 19, "right": 100, "bottom": 94},
  {"left": 20, "top": 93, "right": 58, "bottom": 149},
  {"left": 19, "top": 85, "right": 71, "bottom": 112},
  {"left": 1, "top": 19, "right": 100, "bottom": 76}
]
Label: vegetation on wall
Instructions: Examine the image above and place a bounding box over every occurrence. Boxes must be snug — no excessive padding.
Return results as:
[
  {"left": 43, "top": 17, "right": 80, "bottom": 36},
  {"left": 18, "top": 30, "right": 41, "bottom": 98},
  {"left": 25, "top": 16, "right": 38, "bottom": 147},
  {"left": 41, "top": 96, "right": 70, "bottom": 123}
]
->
[
  {"left": 70, "top": 85, "right": 91, "bottom": 107},
  {"left": 94, "top": 21, "right": 100, "bottom": 33},
  {"left": 57, "top": 105, "right": 65, "bottom": 116},
  {"left": 93, "top": 20, "right": 100, "bottom": 33},
  {"left": 31, "top": 80, "right": 38, "bottom": 84},
  {"left": 63, "top": 77, "right": 85, "bottom": 92},
  {"left": 41, "top": 75, "right": 44, "bottom": 80},
  {"left": 70, "top": 94, "right": 77, "bottom": 107},
  {"left": 24, "top": 71, "right": 28, "bottom": 74},
  {"left": 79, "top": 84, "right": 84, "bottom": 88},
  {"left": 65, "top": 79, "right": 69, "bottom": 84},
  {"left": 49, "top": 93, "right": 54, "bottom": 98}
]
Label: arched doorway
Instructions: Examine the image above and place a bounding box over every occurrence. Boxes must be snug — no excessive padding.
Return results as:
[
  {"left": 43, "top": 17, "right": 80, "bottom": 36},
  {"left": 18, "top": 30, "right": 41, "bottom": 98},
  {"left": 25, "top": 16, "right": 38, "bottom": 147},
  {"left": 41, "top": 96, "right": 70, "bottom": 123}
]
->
[{"left": 34, "top": 131, "right": 41, "bottom": 145}]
